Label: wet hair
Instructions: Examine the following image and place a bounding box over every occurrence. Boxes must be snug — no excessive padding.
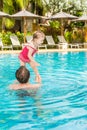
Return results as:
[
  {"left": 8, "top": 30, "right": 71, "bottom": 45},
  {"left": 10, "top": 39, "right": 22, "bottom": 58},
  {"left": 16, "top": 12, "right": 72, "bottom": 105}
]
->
[
  {"left": 33, "top": 30, "right": 45, "bottom": 39},
  {"left": 15, "top": 66, "right": 30, "bottom": 84}
]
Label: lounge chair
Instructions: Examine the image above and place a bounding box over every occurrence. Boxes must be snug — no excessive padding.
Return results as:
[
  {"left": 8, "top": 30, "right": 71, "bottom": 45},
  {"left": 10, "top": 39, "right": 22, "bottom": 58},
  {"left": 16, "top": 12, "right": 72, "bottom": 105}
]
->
[
  {"left": 38, "top": 44, "right": 47, "bottom": 49},
  {"left": 0, "top": 38, "right": 13, "bottom": 50},
  {"left": 38, "top": 42, "right": 47, "bottom": 50},
  {"left": 10, "top": 35, "right": 22, "bottom": 49},
  {"left": 83, "top": 43, "right": 87, "bottom": 48},
  {"left": 57, "top": 35, "right": 68, "bottom": 49},
  {"left": 26, "top": 35, "right": 33, "bottom": 43},
  {"left": 57, "top": 35, "right": 80, "bottom": 49},
  {"left": 46, "top": 36, "right": 59, "bottom": 48},
  {"left": 69, "top": 43, "right": 79, "bottom": 49}
]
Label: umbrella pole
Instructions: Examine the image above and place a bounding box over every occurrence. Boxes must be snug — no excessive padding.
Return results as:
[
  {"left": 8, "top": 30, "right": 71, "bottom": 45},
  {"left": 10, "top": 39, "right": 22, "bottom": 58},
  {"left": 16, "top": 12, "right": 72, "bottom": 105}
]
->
[
  {"left": 61, "top": 19, "right": 64, "bottom": 42},
  {"left": 61, "top": 18, "right": 63, "bottom": 36},
  {"left": 24, "top": 17, "right": 26, "bottom": 43}
]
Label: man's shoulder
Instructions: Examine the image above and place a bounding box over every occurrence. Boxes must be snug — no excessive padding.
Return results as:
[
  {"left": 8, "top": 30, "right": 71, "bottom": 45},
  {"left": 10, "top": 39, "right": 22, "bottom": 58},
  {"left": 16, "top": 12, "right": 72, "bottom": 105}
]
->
[
  {"left": 9, "top": 83, "right": 41, "bottom": 90},
  {"left": 28, "top": 83, "right": 41, "bottom": 89},
  {"left": 9, "top": 84, "right": 19, "bottom": 90}
]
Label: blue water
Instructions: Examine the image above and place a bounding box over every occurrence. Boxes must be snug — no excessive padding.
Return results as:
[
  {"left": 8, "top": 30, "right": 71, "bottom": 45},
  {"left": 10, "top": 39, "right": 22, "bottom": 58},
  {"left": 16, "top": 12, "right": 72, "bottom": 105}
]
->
[{"left": 0, "top": 52, "right": 87, "bottom": 130}]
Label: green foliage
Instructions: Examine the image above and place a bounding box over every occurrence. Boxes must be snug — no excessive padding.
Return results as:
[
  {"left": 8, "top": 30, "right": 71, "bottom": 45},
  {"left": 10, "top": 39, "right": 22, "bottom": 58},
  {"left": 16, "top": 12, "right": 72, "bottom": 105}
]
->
[
  {"left": 15, "top": 31, "right": 24, "bottom": 43},
  {"left": 43, "top": 0, "right": 87, "bottom": 16},
  {"left": 4, "top": 18, "right": 15, "bottom": 29},
  {"left": 16, "top": 0, "right": 24, "bottom": 9},
  {"left": 3, "top": 0, "right": 15, "bottom": 29},
  {"left": 64, "top": 31, "right": 73, "bottom": 43},
  {"left": 27, "top": 31, "right": 33, "bottom": 35},
  {"left": 0, "top": 32, "right": 2, "bottom": 38},
  {"left": 49, "top": 21, "right": 60, "bottom": 29},
  {"left": 73, "top": 22, "right": 84, "bottom": 28},
  {"left": 3, "top": 0, "right": 15, "bottom": 14},
  {"left": 75, "top": 11, "right": 83, "bottom": 17},
  {"left": 1, "top": 31, "right": 12, "bottom": 45},
  {"left": 0, "top": 31, "right": 24, "bottom": 46},
  {"left": 64, "top": 28, "right": 85, "bottom": 43}
]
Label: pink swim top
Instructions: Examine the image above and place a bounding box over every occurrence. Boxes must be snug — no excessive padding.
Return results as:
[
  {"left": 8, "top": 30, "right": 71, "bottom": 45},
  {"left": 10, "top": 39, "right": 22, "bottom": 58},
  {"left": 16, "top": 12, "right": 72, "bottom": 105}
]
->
[{"left": 18, "top": 46, "right": 37, "bottom": 62}]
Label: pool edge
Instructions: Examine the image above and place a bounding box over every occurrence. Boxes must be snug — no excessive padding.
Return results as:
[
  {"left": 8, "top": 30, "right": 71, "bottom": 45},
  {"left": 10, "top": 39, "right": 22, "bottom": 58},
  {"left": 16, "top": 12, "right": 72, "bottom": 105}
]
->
[{"left": 0, "top": 48, "right": 87, "bottom": 54}]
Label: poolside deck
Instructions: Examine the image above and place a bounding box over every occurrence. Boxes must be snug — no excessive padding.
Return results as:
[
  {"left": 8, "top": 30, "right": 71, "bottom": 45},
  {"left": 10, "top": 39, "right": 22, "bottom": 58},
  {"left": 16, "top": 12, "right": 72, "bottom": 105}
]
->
[{"left": 0, "top": 48, "right": 87, "bottom": 54}]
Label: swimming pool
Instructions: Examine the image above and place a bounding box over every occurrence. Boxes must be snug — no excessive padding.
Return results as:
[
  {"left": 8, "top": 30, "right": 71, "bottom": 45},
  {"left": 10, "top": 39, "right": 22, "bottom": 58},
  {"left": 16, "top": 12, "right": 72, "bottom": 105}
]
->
[{"left": 0, "top": 52, "right": 87, "bottom": 130}]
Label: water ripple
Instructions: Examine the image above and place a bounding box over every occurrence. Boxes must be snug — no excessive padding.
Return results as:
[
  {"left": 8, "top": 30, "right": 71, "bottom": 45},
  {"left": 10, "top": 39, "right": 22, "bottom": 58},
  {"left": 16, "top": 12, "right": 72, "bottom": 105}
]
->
[{"left": 0, "top": 52, "right": 87, "bottom": 129}]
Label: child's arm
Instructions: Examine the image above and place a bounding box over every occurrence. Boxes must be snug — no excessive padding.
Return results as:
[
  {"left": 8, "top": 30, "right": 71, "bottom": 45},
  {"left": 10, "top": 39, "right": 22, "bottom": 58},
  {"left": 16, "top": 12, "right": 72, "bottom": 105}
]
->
[{"left": 28, "top": 48, "right": 40, "bottom": 66}]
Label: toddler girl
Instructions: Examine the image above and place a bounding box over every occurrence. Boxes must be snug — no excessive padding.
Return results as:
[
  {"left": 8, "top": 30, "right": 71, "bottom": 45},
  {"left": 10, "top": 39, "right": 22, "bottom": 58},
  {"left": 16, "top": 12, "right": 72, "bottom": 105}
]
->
[{"left": 18, "top": 30, "right": 45, "bottom": 83}]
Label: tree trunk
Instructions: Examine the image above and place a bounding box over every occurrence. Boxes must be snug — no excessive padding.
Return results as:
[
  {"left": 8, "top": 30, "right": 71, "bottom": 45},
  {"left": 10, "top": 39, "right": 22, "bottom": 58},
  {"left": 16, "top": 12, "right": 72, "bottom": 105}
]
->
[{"left": 0, "top": 0, "right": 3, "bottom": 10}]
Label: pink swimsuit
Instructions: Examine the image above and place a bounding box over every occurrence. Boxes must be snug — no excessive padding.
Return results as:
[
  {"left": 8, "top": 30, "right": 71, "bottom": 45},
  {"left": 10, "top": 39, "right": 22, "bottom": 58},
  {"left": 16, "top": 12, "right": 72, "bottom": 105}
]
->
[{"left": 18, "top": 46, "right": 37, "bottom": 63}]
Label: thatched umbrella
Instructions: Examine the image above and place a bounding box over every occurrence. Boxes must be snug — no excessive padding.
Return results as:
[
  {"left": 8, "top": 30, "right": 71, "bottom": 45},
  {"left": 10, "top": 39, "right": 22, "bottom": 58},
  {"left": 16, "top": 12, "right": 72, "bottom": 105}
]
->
[
  {"left": 11, "top": 9, "right": 41, "bottom": 43},
  {"left": 0, "top": 11, "right": 9, "bottom": 17},
  {"left": 76, "top": 14, "right": 87, "bottom": 21},
  {"left": 47, "top": 10, "right": 78, "bottom": 36}
]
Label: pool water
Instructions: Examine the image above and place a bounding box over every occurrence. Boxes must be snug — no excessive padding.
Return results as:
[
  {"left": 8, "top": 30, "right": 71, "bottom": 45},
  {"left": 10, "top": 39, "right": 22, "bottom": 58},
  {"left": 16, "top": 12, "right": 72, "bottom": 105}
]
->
[{"left": 0, "top": 52, "right": 87, "bottom": 130}]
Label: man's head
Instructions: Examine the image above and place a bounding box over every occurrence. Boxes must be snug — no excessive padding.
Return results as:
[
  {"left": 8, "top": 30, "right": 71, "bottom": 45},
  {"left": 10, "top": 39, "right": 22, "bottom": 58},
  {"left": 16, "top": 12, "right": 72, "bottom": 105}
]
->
[{"left": 15, "top": 66, "right": 30, "bottom": 84}]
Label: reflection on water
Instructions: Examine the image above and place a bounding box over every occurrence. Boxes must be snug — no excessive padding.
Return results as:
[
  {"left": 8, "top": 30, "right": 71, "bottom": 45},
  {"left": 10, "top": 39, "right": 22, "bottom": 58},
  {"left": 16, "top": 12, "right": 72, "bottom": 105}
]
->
[{"left": 0, "top": 52, "right": 87, "bottom": 130}]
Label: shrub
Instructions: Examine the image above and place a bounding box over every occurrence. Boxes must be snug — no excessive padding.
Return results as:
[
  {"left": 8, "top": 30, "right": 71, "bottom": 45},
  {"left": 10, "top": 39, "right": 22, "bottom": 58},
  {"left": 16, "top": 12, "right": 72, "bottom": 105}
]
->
[
  {"left": 1, "top": 31, "right": 12, "bottom": 45},
  {"left": 64, "top": 31, "right": 73, "bottom": 43}
]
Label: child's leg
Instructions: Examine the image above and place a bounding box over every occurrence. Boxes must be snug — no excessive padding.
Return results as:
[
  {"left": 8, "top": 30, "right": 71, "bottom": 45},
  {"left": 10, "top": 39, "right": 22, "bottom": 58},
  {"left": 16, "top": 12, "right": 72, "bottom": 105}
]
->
[
  {"left": 19, "top": 59, "right": 25, "bottom": 66},
  {"left": 29, "top": 61, "right": 41, "bottom": 82}
]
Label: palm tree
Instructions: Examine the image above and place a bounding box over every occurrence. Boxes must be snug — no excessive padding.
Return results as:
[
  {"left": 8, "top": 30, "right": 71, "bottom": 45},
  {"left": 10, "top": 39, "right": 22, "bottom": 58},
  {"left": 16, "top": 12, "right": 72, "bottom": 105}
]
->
[
  {"left": 0, "top": 0, "right": 3, "bottom": 31},
  {"left": 0, "top": 0, "right": 3, "bottom": 10},
  {"left": 3, "top": 0, "right": 25, "bottom": 30},
  {"left": 2, "top": 0, "right": 44, "bottom": 31},
  {"left": 13, "top": 0, "right": 45, "bottom": 31}
]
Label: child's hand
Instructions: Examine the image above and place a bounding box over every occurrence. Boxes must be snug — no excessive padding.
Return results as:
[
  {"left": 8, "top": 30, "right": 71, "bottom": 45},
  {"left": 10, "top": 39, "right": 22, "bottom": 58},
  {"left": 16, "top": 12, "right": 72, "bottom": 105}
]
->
[{"left": 35, "top": 74, "right": 41, "bottom": 83}]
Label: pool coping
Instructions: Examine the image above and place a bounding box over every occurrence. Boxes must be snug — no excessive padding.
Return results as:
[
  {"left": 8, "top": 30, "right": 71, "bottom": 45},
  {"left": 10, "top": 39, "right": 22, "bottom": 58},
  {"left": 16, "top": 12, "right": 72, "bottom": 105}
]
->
[{"left": 0, "top": 48, "right": 87, "bottom": 54}]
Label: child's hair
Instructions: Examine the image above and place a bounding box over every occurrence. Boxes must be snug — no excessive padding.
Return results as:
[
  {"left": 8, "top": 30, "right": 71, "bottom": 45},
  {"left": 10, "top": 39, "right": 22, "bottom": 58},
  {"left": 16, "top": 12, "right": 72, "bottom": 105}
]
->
[
  {"left": 15, "top": 66, "right": 30, "bottom": 83},
  {"left": 33, "top": 30, "right": 45, "bottom": 39}
]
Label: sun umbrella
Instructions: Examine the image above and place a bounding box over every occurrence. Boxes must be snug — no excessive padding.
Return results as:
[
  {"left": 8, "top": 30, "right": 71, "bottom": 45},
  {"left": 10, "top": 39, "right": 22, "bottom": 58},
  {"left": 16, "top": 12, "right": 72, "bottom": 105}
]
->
[
  {"left": 75, "top": 14, "right": 87, "bottom": 27},
  {"left": 0, "top": 11, "right": 9, "bottom": 17},
  {"left": 11, "top": 9, "right": 41, "bottom": 43},
  {"left": 47, "top": 10, "right": 78, "bottom": 36},
  {"left": 76, "top": 14, "right": 87, "bottom": 21}
]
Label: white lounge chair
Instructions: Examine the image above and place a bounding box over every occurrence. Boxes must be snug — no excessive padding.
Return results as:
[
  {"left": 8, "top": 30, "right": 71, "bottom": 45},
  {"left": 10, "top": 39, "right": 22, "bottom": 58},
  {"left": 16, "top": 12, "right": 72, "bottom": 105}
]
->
[
  {"left": 84, "top": 43, "right": 87, "bottom": 48},
  {"left": 0, "top": 38, "right": 13, "bottom": 50},
  {"left": 26, "top": 35, "right": 33, "bottom": 43},
  {"left": 10, "top": 35, "right": 22, "bottom": 49},
  {"left": 57, "top": 35, "right": 80, "bottom": 49},
  {"left": 38, "top": 44, "right": 47, "bottom": 49},
  {"left": 57, "top": 35, "right": 68, "bottom": 49},
  {"left": 46, "top": 36, "right": 59, "bottom": 48}
]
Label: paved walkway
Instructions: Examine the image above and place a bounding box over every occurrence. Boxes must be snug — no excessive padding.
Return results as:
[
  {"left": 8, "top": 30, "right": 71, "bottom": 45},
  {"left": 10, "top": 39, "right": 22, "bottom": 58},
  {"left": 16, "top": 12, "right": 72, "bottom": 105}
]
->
[{"left": 0, "top": 48, "right": 87, "bottom": 54}]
